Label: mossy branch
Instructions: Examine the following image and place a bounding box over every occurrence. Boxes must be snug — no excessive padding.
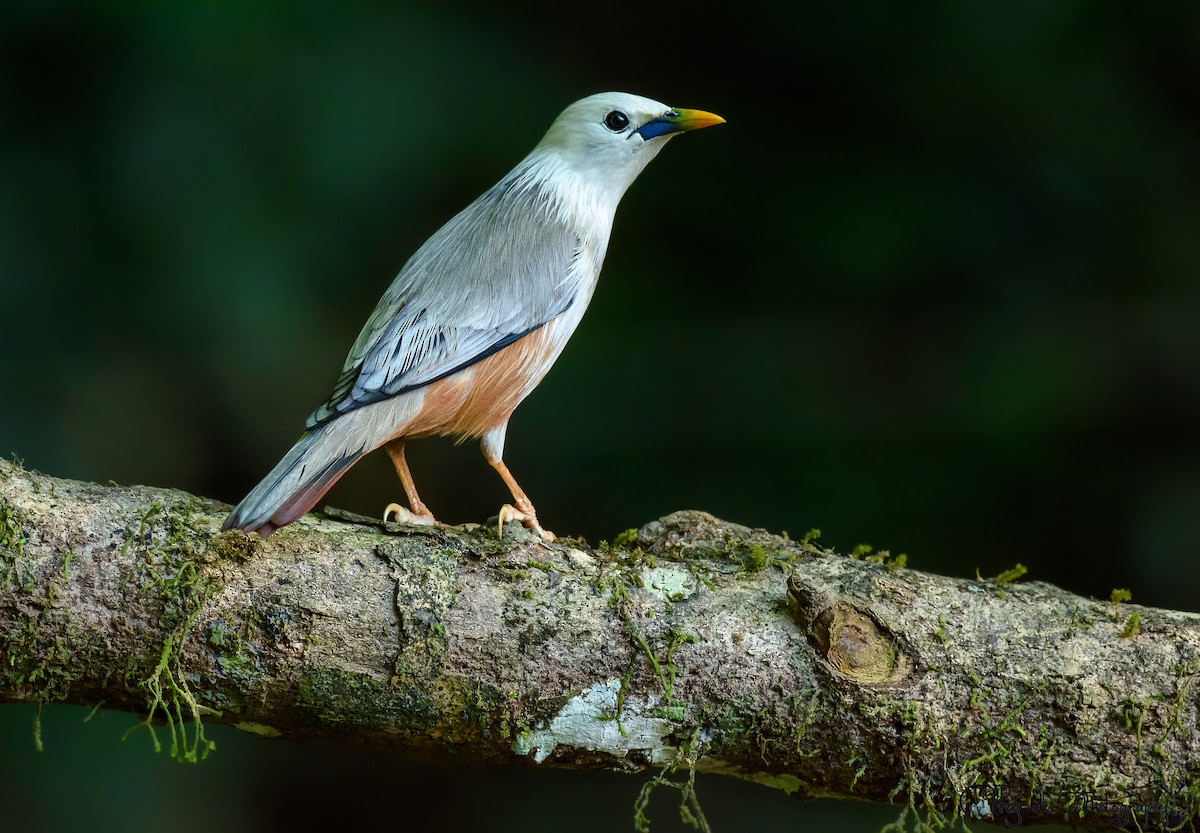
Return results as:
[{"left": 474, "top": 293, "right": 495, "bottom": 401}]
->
[{"left": 1, "top": 458, "right": 1198, "bottom": 830}]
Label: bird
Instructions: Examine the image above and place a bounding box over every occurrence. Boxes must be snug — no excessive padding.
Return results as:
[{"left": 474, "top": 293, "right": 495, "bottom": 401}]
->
[{"left": 222, "top": 92, "right": 724, "bottom": 540}]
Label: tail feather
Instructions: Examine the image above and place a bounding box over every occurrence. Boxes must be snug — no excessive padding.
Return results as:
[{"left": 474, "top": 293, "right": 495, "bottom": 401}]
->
[
  {"left": 224, "top": 388, "right": 426, "bottom": 536},
  {"left": 222, "top": 424, "right": 366, "bottom": 536}
]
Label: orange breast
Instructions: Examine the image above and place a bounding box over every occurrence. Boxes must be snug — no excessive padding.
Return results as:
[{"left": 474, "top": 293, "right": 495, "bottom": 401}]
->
[{"left": 398, "top": 323, "right": 563, "bottom": 441}]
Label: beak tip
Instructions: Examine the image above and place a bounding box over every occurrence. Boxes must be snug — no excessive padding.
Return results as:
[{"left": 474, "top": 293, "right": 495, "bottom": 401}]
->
[{"left": 675, "top": 108, "right": 726, "bottom": 132}]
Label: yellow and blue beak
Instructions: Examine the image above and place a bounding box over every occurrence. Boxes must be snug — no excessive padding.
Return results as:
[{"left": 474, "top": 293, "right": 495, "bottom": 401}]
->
[{"left": 636, "top": 107, "right": 725, "bottom": 140}]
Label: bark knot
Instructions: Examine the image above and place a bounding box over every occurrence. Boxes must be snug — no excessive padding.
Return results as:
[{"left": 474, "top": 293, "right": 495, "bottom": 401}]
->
[{"left": 789, "top": 576, "right": 913, "bottom": 684}]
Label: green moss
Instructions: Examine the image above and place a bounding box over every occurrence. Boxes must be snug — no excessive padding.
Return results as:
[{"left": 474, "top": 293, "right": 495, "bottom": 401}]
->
[
  {"left": 877, "top": 681, "right": 1067, "bottom": 832},
  {"left": 130, "top": 502, "right": 214, "bottom": 626},
  {"left": 986, "top": 562, "right": 1028, "bottom": 588},
  {"left": 967, "top": 674, "right": 990, "bottom": 721},
  {"left": 208, "top": 528, "right": 261, "bottom": 564},
  {"left": 205, "top": 621, "right": 230, "bottom": 649},
  {"left": 843, "top": 541, "right": 909, "bottom": 571},
  {"left": 2, "top": 615, "right": 39, "bottom": 690},
  {"left": 711, "top": 703, "right": 748, "bottom": 739},
  {"left": 121, "top": 500, "right": 224, "bottom": 762},
  {"left": 611, "top": 528, "right": 639, "bottom": 549},
  {"left": 632, "top": 727, "right": 710, "bottom": 833},
  {"left": 494, "top": 563, "right": 529, "bottom": 582},
  {"left": 125, "top": 628, "right": 217, "bottom": 762},
  {"left": 1168, "top": 665, "right": 1197, "bottom": 733},
  {"left": 953, "top": 686, "right": 1041, "bottom": 818},
  {"left": 865, "top": 548, "right": 904, "bottom": 569},
  {"left": 606, "top": 662, "right": 638, "bottom": 736},
  {"left": 1020, "top": 726, "right": 1058, "bottom": 788},
  {"left": 621, "top": 617, "right": 696, "bottom": 708},
  {"left": 932, "top": 615, "right": 950, "bottom": 645},
  {"left": 848, "top": 754, "right": 868, "bottom": 790},
  {"left": 733, "top": 540, "right": 808, "bottom": 574},
  {"left": 1121, "top": 611, "right": 1142, "bottom": 638},
  {"left": 595, "top": 544, "right": 707, "bottom": 801},
  {"left": 599, "top": 524, "right": 808, "bottom": 592},
  {"left": 1, "top": 609, "right": 93, "bottom": 736},
  {"left": 734, "top": 543, "right": 770, "bottom": 572},
  {"left": 0, "top": 499, "right": 33, "bottom": 591},
  {"left": 650, "top": 703, "right": 687, "bottom": 721},
  {"left": 1109, "top": 588, "right": 1133, "bottom": 624}
]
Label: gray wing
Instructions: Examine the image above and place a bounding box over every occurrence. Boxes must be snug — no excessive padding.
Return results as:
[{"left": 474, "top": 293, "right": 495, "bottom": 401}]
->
[{"left": 306, "top": 177, "right": 582, "bottom": 429}]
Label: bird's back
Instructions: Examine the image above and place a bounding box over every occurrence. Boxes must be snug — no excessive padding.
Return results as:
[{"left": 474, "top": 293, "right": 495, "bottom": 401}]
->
[{"left": 307, "top": 164, "right": 600, "bottom": 430}]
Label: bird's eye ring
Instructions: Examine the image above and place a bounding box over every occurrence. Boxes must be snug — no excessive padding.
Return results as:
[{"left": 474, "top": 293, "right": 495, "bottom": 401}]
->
[{"left": 603, "top": 110, "right": 630, "bottom": 132}]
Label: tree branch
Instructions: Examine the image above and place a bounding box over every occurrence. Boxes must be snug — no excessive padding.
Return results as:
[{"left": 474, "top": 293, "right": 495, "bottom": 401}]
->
[{"left": 1, "top": 457, "right": 1197, "bottom": 830}]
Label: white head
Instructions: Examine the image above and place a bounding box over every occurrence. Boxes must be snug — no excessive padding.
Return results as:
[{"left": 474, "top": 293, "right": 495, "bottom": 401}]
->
[{"left": 529, "top": 92, "right": 724, "bottom": 197}]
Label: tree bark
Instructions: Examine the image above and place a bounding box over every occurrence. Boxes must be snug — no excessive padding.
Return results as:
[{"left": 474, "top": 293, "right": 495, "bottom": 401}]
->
[{"left": 1, "top": 457, "right": 1197, "bottom": 830}]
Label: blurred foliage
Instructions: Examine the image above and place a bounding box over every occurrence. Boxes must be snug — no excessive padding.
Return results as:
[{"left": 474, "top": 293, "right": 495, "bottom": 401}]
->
[{"left": 1, "top": 2, "right": 1198, "bottom": 831}]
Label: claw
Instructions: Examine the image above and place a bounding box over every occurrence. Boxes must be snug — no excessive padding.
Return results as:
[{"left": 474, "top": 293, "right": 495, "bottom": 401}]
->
[
  {"left": 383, "top": 502, "right": 437, "bottom": 527},
  {"left": 498, "top": 504, "right": 555, "bottom": 542}
]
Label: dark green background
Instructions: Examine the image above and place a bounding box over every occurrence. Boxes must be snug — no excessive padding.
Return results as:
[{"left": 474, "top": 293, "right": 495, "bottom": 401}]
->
[{"left": 2, "top": 2, "right": 1197, "bottom": 831}]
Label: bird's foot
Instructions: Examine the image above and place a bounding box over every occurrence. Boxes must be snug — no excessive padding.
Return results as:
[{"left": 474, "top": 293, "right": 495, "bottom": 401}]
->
[
  {"left": 383, "top": 502, "right": 438, "bottom": 527},
  {"left": 497, "top": 504, "right": 555, "bottom": 542}
]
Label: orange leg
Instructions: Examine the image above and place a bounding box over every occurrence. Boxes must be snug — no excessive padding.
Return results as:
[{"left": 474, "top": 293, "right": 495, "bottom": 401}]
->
[
  {"left": 382, "top": 439, "right": 437, "bottom": 526},
  {"left": 481, "top": 428, "right": 553, "bottom": 541}
]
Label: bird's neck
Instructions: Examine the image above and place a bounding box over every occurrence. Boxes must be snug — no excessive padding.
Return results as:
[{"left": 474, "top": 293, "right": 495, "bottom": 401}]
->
[{"left": 511, "top": 151, "right": 631, "bottom": 239}]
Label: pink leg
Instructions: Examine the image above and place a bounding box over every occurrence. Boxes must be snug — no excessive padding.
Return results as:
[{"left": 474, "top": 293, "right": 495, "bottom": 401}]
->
[
  {"left": 481, "top": 426, "right": 554, "bottom": 541},
  {"left": 382, "top": 439, "right": 437, "bottom": 526}
]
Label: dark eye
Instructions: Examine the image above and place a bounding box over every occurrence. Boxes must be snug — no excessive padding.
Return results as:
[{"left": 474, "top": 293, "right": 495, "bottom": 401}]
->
[{"left": 603, "top": 110, "right": 630, "bottom": 132}]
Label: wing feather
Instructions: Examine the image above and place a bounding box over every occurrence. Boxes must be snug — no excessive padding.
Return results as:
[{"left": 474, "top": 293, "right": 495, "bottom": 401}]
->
[{"left": 306, "top": 175, "right": 581, "bottom": 429}]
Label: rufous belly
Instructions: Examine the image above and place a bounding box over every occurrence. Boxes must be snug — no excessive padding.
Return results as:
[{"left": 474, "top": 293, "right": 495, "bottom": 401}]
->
[{"left": 397, "top": 320, "right": 564, "bottom": 442}]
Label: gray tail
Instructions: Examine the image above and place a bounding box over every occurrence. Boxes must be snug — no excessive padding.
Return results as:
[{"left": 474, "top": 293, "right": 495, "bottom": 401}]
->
[{"left": 222, "top": 423, "right": 366, "bottom": 537}]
